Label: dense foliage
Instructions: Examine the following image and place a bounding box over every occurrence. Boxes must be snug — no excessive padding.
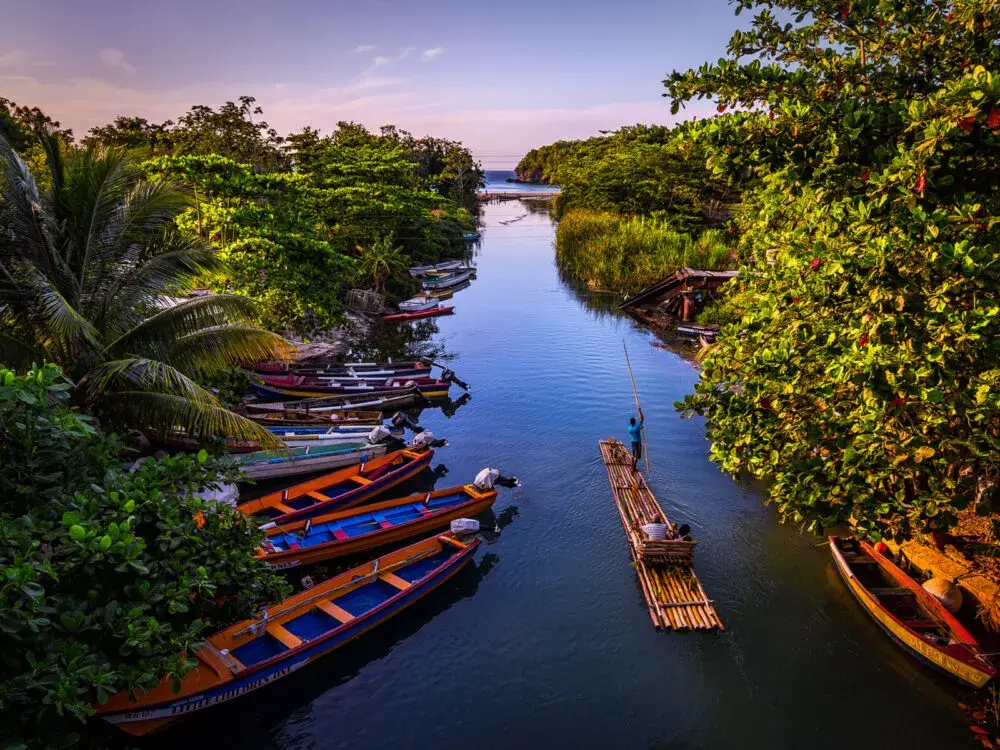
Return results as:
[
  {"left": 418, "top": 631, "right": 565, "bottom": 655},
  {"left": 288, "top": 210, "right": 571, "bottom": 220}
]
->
[
  {"left": 521, "top": 125, "right": 741, "bottom": 293},
  {"left": 76, "top": 103, "right": 482, "bottom": 332},
  {"left": 556, "top": 212, "right": 732, "bottom": 294},
  {"left": 0, "top": 364, "right": 289, "bottom": 747},
  {"left": 672, "top": 0, "right": 1000, "bottom": 540},
  {"left": 517, "top": 124, "right": 741, "bottom": 227},
  {"left": 0, "top": 133, "right": 289, "bottom": 441}
]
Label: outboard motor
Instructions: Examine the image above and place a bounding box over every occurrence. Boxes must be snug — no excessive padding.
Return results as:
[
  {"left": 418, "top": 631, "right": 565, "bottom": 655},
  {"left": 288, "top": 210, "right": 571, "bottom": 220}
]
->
[
  {"left": 440, "top": 367, "right": 470, "bottom": 392},
  {"left": 390, "top": 411, "right": 424, "bottom": 434},
  {"left": 473, "top": 467, "right": 521, "bottom": 491},
  {"left": 367, "top": 425, "right": 393, "bottom": 444},
  {"left": 411, "top": 430, "right": 448, "bottom": 449}
]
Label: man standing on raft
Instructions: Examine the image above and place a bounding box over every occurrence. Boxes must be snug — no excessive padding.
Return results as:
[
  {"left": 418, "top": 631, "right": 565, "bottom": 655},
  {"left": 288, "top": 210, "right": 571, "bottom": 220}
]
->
[{"left": 627, "top": 410, "right": 644, "bottom": 472}]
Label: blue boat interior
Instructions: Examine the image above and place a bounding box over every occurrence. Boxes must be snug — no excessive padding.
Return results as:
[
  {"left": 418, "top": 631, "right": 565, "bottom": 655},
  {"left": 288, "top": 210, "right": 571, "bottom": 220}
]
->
[
  {"left": 229, "top": 546, "right": 456, "bottom": 667},
  {"left": 270, "top": 491, "right": 469, "bottom": 551}
]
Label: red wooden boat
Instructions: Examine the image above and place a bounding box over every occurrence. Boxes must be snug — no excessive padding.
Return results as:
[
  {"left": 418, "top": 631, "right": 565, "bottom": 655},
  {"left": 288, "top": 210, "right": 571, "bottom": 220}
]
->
[
  {"left": 830, "top": 536, "right": 996, "bottom": 687},
  {"left": 383, "top": 306, "right": 454, "bottom": 322}
]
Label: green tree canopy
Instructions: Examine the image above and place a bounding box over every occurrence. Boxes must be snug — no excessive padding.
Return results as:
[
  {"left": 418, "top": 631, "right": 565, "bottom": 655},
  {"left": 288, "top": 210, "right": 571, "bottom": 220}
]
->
[{"left": 671, "top": 0, "right": 1000, "bottom": 540}]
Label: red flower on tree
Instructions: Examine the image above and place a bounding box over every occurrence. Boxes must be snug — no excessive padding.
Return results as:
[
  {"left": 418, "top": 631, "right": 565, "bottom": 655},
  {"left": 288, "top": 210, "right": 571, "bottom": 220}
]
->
[
  {"left": 839, "top": 4, "right": 850, "bottom": 19},
  {"left": 718, "top": 104, "right": 727, "bottom": 113},
  {"left": 958, "top": 116, "right": 976, "bottom": 132},
  {"left": 987, "top": 108, "right": 1000, "bottom": 130},
  {"left": 858, "top": 334, "right": 869, "bottom": 348},
  {"left": 914, "top": 172, "right": 926, "bottom": 195},
  {"left": 810, "top": 257, "right": 822, "bottom": 270},
  {"left": 860, "top": 169, "right": 871, "bottom": 182}
]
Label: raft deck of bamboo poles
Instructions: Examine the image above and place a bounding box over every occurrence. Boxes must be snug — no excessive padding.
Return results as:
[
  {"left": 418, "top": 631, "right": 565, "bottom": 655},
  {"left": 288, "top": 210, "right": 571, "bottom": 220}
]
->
[{"left": 599, "top": 439, "right": 723, "bottom": 631}]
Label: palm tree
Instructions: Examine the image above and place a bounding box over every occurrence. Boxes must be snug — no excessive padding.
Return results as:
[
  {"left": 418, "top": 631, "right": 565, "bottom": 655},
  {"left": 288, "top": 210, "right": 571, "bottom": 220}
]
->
[
  {"left": 0, "top": 131, "right": 292, "bottom": 442},
  {"left": 356, "top": 234, "right": 407, "bottom": 295}
]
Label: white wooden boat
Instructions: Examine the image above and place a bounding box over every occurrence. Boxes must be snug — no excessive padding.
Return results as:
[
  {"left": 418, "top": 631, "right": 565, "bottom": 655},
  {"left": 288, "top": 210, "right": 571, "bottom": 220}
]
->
[
  {"left": 398, "top": 295, "right": 440, "bottom": 312},
  {"left": 235, "top": 442, "right": 389, "bottom": 480}
]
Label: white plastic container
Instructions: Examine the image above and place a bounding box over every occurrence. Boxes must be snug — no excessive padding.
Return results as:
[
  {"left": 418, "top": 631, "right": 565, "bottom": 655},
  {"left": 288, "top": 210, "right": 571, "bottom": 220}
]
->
[
  {"left": 642, "top": 523, "right": 668, "bottom": 541},
  {"left": 450, "top": 518, "right": 480, "bottom": 535}
]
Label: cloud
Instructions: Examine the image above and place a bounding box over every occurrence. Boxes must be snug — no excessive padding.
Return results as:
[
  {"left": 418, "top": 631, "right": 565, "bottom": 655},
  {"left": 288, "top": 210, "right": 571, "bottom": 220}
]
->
[
  {"left": 421, "top": 47, "right": 444, "bottom": 62},
  {"left": 372, "top": 55, "right": 392, "bottom": 67},
  {"left": 0, "top": 50, "right": 26, "bottom": 68},
  {"left": 355, "top": 45, "right": 375, "bottom": 53},
  {"left": 99, "top": 48, "right": 136, "bottom": 76}
]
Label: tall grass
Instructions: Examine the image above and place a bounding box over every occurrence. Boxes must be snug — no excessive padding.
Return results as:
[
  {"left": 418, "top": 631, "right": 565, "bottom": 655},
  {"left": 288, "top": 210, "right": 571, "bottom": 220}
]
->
[{"left": 555, "top": 210, "right": 735, "bottom": 295}]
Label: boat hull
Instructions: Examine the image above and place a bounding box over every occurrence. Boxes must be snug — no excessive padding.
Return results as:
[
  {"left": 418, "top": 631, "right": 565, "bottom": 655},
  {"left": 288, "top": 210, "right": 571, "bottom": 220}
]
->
[
  {"left": 238, "top": 443, "right": 388, "bottom": 481},
  {"left": 383, "top": 306, "right": 454, "bottom": 322},
  {"left": 99, "top": 535, "right": 479, "bottom": 735},
  {"left": 238, "top": 447, "right": 434, "bottom": 525},
  {"left": 261, "top": 484, "right": 496, "bottom": 568},
  {"left": 246, "top": 387, "right": 427, "bottom": 412},
  {"left": 255, "top": 361, "right": 432, "bottom": 378},
  {"left": 421, "top": 270, "right": 472, "bottom": 291},
  {"left": 250, "top": 379, "right": 450, "bottom": 401},
  {"left": 830, "top": 537, "right": 995, "bottom": 688}
]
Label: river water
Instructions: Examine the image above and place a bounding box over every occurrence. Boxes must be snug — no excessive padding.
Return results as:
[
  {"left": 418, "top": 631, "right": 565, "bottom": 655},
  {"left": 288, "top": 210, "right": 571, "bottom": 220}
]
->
[{"left": 166, "top": 184, "right": 974, "bottom": 749}]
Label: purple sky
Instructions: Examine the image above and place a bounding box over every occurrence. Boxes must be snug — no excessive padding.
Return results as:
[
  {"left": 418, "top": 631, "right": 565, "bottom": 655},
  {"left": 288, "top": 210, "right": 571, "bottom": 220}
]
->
[{"left": 1, "top": 0, "right": 738, "bottom": 167}]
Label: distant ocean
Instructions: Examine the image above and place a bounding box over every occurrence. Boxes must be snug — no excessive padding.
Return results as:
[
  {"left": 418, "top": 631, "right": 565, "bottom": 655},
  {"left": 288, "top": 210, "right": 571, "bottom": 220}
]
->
[{"left": 481, "top": 169, "right": 559, "bottom": 194}]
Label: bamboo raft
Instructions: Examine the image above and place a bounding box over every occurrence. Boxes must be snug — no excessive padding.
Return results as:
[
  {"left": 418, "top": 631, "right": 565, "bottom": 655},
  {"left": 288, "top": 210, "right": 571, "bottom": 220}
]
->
[{"left": 599, "top": 439, "right": 723, "bottom": 631}]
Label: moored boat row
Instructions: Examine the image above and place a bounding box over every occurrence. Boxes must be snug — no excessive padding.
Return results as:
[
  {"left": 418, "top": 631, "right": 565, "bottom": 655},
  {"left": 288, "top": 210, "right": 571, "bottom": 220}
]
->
[{"left": 99, "top": 351, "right": 523, "bottom": 737}]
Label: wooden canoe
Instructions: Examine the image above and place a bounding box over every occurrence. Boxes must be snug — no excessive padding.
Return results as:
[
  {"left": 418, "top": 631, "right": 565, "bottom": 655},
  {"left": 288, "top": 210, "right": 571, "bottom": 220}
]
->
[
  {"left": 237, "top": 446, "right": 434, "bottom": 525},
  {"left": 245, "top": 388, "right": 427, "bottom": 414},
  {"left": 249, "top": 410, "right": 383, "bottom": 428},
  {"left": 235, "top": 442, "right": 389, "bottom": 481},
  {"left": 250, "top": 377, "right": 450, "bottom": 401},
  {"left": 258, "top": 484, "right": 496, "bottom": 569},
  {"left": 830, "top": 536, "right": 996, "bottom": 687},
  {"left": 383, "top": 306, "right": 454, "bottom": 322},
  {"left": 97, "top": 533, "right": 479, "bottom": 736},
  {"left": 408, "top": 260, "right": 464, "bottom": 277},
  {"left": 254, "top": 360, "right": 433, "bottom": 378}
]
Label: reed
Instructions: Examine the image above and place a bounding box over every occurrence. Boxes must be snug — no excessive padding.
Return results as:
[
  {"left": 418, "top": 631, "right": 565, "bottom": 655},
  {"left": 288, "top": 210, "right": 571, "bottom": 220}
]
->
[{"left": 555, "top": 210, "right": 734, "bottom": 296}]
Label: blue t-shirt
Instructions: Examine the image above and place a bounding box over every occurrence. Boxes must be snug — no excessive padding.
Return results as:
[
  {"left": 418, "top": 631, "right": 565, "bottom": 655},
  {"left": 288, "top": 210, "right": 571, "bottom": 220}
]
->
[{"left": 627, "top": 422, "right": 642, "bottom": 443}]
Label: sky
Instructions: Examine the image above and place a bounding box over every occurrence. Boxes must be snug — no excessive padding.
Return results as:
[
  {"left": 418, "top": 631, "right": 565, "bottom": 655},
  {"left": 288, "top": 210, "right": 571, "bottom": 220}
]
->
[{"left": 1, "top": 0, "right": 739, "bottom": 168}]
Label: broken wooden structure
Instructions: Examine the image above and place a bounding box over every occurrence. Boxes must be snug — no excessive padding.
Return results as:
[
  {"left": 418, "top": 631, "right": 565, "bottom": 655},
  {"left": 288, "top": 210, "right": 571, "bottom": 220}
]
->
[
  {"left": 599, "top": 439, "right": 723, "bottom": 631},
  {"left": 620, "top": 267, "right": 738, "bottom": 323}
]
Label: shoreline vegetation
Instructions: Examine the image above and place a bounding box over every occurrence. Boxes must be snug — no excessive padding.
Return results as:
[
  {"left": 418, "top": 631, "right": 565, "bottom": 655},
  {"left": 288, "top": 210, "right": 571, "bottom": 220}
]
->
[
  {"left": 0, "top": 94, "right": 486, "bottom": 747},
  {"left": 517, "top": 124, "right": 745, "bottom": 297}
]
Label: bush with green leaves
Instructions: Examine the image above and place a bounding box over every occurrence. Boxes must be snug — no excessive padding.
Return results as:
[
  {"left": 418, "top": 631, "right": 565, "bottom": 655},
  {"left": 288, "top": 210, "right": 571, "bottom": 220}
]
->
[
  {"left": 671, "top": 0, "right": 1000, "bottom": 541},
  {"left": 0, "top": 364, "right": 290, "bottom": 747},
  {"left": 556, "top": 210, "right": 734, "bottom": 294}
]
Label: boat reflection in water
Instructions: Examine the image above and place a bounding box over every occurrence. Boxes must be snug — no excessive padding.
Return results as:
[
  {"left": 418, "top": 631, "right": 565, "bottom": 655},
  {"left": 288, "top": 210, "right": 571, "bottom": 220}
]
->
[{"left": 144, "top": 550, "right": 503, "bottom": 750}]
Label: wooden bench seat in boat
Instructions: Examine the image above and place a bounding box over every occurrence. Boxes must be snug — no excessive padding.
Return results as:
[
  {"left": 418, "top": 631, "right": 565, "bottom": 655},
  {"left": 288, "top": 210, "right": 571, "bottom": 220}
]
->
[
  {"left": 379, "top": 572, "right": 412, "bottom": 591},
  {"left": 315, "top": 600, "right": 355, "bottom": 623},
  {"left": 266, "top": 623, "right": 303, "bottom": 649}
]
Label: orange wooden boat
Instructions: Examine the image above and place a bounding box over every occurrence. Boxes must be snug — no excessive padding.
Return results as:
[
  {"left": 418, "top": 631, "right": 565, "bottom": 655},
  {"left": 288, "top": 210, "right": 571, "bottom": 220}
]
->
[
  {"left": 97, "top": 533, "right": 478, "bottom": 735},
  {"left": 236, "top": 446, "right": 433, "bottom": 526},
  {"left": 258, "top": 484, "right": 496, "bottom": 569}
]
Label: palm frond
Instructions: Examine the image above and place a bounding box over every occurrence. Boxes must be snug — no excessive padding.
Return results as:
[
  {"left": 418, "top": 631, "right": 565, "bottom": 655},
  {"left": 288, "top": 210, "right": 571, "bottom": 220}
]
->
[
  {"left": 60, "top": 148, "right": 135, "bottom": 301},
  {"left": 18, "top": 265, "right": 100, "bottom": 359},
  {"left": 85, "top": 357, "right": 223, "bottom": 405},
  {"left": 99, "top": 390, "right": 282, "bottom": 448},
  {"left": 94, "top": 232, "right": 224, "bottom": 337},
  {"left": 102, "top": 295, "right": 283, "bottom": 360},
  {"left": 0, "top": 134, "right": 61, "bottom": 278},
  {"left": 162, "top": 325, "right": 295, "bottom": 376}
]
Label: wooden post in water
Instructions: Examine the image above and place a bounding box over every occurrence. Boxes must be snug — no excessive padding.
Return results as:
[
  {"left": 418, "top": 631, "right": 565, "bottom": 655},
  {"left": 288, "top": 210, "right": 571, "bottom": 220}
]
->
[{"left": 623, "top": 340, "right": 650, "bottom": 474}]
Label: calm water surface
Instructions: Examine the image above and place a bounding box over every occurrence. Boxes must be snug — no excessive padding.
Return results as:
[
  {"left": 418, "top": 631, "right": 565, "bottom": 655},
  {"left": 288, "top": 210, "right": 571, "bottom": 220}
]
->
[{"left": 166, "top": 189, "right": 974, "bottom": 749}]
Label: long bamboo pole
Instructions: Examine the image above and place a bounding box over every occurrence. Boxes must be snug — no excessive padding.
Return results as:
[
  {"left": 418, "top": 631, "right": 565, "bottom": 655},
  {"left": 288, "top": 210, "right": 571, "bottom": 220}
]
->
[{"left": 623, "top": 341, "right": 650, "bottom": 474}]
